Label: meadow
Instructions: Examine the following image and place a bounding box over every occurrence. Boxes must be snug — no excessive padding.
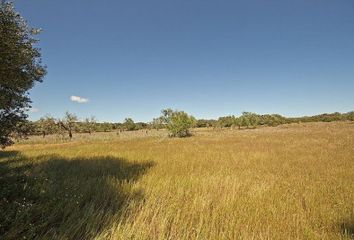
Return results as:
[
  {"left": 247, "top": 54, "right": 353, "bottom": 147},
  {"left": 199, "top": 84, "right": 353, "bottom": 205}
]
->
[{"left": 1, "top": 122, "right": 353, "bottom": 239}]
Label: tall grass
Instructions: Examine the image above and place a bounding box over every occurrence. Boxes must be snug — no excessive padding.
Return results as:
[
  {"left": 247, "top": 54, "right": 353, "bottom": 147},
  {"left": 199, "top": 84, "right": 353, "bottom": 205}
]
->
[{"left": 1, "top": 122, "right": 353, "bottom": 239}]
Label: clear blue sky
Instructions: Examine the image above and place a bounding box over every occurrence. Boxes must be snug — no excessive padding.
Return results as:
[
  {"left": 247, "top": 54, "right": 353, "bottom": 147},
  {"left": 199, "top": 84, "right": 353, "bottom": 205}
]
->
[{"left": 14, "top": 0, "right": 354, "bottom": 122}]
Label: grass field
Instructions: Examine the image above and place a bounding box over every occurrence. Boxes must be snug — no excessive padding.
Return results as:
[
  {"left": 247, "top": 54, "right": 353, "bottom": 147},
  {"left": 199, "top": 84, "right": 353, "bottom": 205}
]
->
[{"left": 1, "top": 122, "right": 353, "bottom": 239}]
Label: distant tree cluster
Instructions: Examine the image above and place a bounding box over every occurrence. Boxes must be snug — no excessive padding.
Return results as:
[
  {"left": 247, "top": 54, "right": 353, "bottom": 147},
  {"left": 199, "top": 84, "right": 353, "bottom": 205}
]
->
[
  {"left": 213, "top": 111, "right": 354, "bottom": 130},
  {"left": 215, "top": 112, "right": 286, "bottom": 129},
  {"left": 289, "top": 112, "right": 354, "bottom": 123},
  {"left": 195, "top": 119, "right": 217, "bottom": 128},
  {"left": 12, "top": 110, "right": 354, "bottom": 143},
  {"left": 28, "top": 112, "right": 123, "bottom": 139},
  {"left": 25, "top": 108, "right": 197, "bottom": 139},
  {"left": 121, "top": 118, "right": 148, "bottom": 131}
]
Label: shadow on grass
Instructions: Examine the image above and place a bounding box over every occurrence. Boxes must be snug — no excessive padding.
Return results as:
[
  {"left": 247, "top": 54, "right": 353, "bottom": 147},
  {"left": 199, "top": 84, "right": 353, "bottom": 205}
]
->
[
  {"left": 340, "top": 217, "right": 354, "bottom": 239},
  {"left": 0, "top": 151, "right": 154, "bottom": 239},
  {"left": 0, "top": 150, "right": 20, "bottom": 160}
]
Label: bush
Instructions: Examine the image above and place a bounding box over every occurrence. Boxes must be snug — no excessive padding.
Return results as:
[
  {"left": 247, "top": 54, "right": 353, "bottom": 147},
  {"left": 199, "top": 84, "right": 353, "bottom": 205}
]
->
[{"left": 161, "top": 109, "right": 195, "bottom": 137}]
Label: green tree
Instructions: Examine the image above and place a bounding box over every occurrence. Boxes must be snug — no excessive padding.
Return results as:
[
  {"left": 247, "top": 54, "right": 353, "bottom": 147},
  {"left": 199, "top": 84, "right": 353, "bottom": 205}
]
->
[
  {"left": 346, "top": 111, "right": 354, "bottom": 121},
  {"left": 233, "top": 117, "right": 242, "bottom": 130},
  {"left": 217, "top": 116, "right": 235, "bottom": 128},
  {"left": 123, "top": 118, "right": 136, "bottom": 131},
  {"left": 0, "top": 3, "right": 46, "bottom": 148},
  {"left": 161, "top": 109, "right": 195, "bottom": 137},
  {"left": 36, "top": 115, "right": 57, "bottom": 137},
  {"left": 11, "top": 120, "right": 35, "bottom": 142},
  {"left": 58, "top": 112, "right": 78, "bottom": 139},
  {"left": 101, "top": 122, "right": 113, "bottom": 132},
  {"left": 151, "top": 117, "right": 164, "bottom": 130},
  {"left": 83, "top": 116, "right": 96, "bottom": 134},
  {"left": 240, "top": 112, "right": 259, "bottom": 129}
]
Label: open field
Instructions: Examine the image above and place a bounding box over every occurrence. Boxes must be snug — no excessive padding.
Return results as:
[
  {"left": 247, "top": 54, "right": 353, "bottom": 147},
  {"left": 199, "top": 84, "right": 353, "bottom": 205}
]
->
[{"left": 1, "top": 122, "right": 353, "bottom": 239}]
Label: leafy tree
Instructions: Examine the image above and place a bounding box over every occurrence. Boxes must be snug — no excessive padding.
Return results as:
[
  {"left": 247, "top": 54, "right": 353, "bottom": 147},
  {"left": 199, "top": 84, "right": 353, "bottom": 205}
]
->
[
  {"left": 83, "top": 116, "right": 96, "bottom": 134},
  {"left": 151, "top": 117, "right": 164, "bottom": 130},
  {"left": 257, "top": 114, "right": 286, "bottom": 127},
  {"left": 10, "top": 120, "right": 35, "bottom": 142},
  {"left": 112, "top": 123, "right": 122, "bottom": 130},
  {"left": 233, "top": 117, "right": 242, "bottom": 130},
  {"left": 161, "top": 109, "right": 196, "bottom": 137},
  {"left": 346, "top": 111, "right": 354, "bottom": 121},
  {"left": 195, "top": 119, "right": 216, "bottom": 128},
  {"left": 288, "top": 112, "right": 351, "bottom": 124},
  {"left": 0, "top": 3, "right": 46, "bottom": 148},
  {"left": 123, "top": 118, "right": 136, "bottom": 131},
  {"left": 58, "top": 112, "right": 78, "bottom": 139},
  {"left": 240, "top": 112, "right": 259, "bottom": 129},
  {"left": 90, "top": 122, "right": 115, "bottom": 132},
  {"left": 36, "top": 115, "right": 57, "bottom": 137},
  {"left": 217, "top": 116, "right": 235, "bottom": 128},
  {"left": 135, "top": 122, "right": 148, "bottom": 130},
  {"left": 101, "top": 122, "right": 113, "bottom": 132}
]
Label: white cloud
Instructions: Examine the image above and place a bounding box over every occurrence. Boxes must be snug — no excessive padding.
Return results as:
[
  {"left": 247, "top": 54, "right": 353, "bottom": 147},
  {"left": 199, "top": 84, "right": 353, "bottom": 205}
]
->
[
  {"left": 29, "top": 107, "right": 40, "bottom": 113},
  {"left": 70, "top": 95, "right": 89, "bottom": 103}
]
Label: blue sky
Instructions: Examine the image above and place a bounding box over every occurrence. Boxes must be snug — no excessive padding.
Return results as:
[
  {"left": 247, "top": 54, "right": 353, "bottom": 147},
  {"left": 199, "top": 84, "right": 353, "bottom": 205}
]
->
[{"left": 14, "top": 0, "right": 354, "bottom": 122}]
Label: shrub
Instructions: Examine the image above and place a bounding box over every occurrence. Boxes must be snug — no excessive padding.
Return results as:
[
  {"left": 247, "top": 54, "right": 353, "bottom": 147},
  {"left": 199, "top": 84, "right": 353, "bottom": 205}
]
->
[{"left": 161, "top": 109, "right": 195, "bottom": 137}]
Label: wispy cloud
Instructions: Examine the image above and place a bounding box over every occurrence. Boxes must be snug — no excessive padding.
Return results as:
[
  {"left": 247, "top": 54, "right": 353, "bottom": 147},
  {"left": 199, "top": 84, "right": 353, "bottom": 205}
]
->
[
  {"left": 70, "top": 95, "right": 89, "bottom": 103},
  {"left": 29, "top": 107, "right": 40, "bottom": 113}
]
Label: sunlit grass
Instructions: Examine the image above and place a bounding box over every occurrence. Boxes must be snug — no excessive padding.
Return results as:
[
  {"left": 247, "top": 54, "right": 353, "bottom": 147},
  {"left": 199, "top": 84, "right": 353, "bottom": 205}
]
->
[{"left": 1, "top": 122, "right": 353, "bottom": 239}]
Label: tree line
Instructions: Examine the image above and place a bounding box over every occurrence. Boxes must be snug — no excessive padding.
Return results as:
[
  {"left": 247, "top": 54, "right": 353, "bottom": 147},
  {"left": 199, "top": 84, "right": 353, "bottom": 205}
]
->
[
  {"left": 24, "top": 109, "right": 196, "bottom": 139},
  {"left": 20, "top": 110, "right": 354, "bottom": 141},
  {"left": 27, "top": 113, "right": 149, "bottom": 138},
  {"left": 213, "top": 111, "right": 354, "bottom": 129}
]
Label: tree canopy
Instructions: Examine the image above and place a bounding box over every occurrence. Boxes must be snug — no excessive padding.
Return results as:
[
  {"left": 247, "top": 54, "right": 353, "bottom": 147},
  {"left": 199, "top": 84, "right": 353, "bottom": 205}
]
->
[
  {"left": 161, "top": 109, "right": 196, "bottom": 137},
  {"left": 0, "top": 3, "right": 46, "bottom": 148}
]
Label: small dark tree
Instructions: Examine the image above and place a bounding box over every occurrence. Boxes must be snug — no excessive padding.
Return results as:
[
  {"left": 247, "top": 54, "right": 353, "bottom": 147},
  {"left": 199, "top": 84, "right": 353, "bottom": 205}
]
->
[
  {"left": 123, "top": 118, "right": 136, "bottom": 131},
  {"left": 0, "top": 3, "right": 46, "bottom": 148}
]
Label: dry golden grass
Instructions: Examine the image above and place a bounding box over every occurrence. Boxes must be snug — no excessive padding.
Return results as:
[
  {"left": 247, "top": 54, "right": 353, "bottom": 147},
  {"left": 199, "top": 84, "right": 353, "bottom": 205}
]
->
[{"left": 1, "top": 122, "right": 353, "bottom": 239}]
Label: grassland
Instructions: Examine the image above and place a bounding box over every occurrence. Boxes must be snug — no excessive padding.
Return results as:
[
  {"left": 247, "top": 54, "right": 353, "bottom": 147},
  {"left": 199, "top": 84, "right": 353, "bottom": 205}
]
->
[{"left": 1, "top": 122, "right": 353, "bottom": 239}]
